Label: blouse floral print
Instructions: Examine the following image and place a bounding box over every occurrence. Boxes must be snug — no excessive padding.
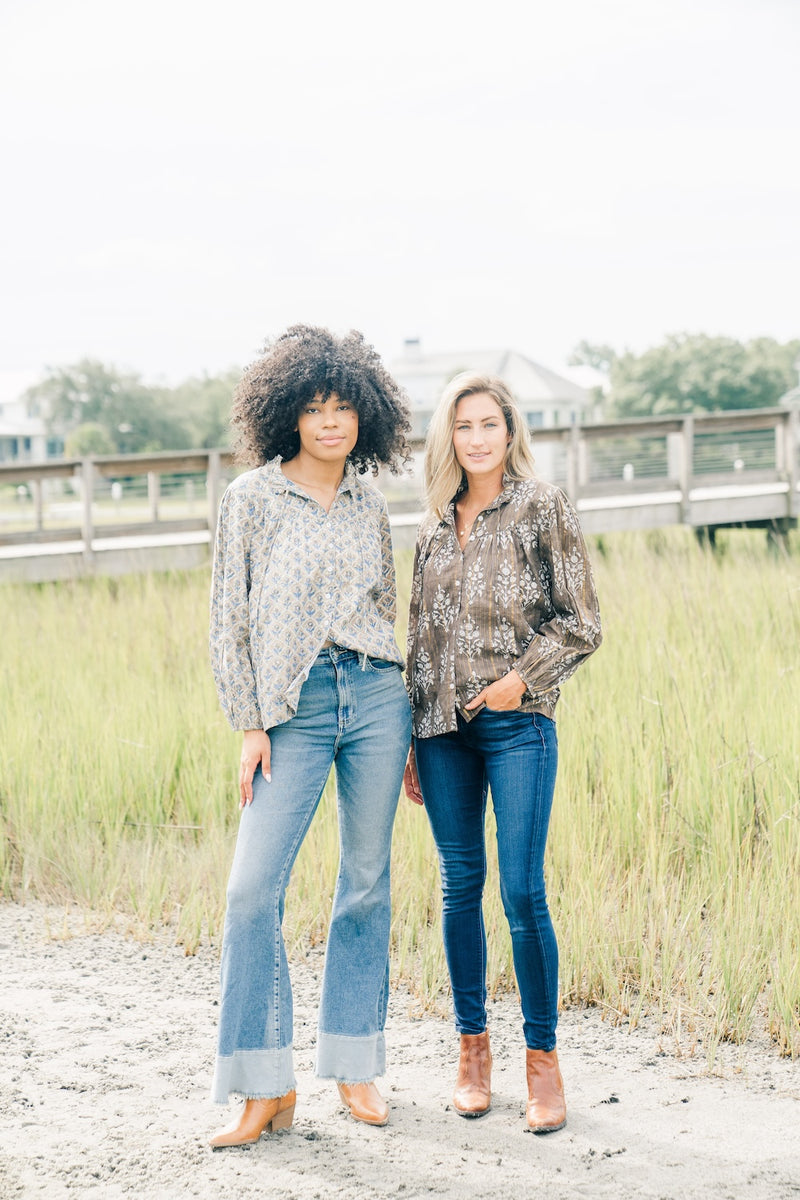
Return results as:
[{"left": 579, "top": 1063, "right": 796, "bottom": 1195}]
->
[
  {"left": 406, "top": 476, "right": 602, "bottom": 738},
  {"left": 210, "top": 458, "right": 404, "bottom": 732}
]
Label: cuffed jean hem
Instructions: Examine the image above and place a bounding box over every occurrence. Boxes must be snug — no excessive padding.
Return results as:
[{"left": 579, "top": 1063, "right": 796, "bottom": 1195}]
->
[
  {"left": 526, "top": 1035, "right": 558, "bottom": 1052},
  {"left": 210, "top": 1045, "right": 296, "bottom": 1104},
  {"left": 314, "top": 1031, "right": 386, "bottom": 1082},
  {"left": 455, "top": 1019, "right": 489, "bottom": 1037}
]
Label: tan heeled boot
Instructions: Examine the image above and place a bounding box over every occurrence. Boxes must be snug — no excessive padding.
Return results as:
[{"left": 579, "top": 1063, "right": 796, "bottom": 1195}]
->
[
  {"left": 337, "top": 1081, "right": 389, "bottom": 1126},
  {"left": 526, "top": 1048, "right": 566, "bottom": 1132},
  {"left": 452, "top": 1031, "right": 492, "bottom": 1117},
  {"left": 209, "top": 1090, "right": 296, "bottom": 1148}
]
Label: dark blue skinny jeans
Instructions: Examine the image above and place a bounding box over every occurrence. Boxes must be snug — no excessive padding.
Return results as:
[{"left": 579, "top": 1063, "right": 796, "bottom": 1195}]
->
[{"left": 414, "top": 708, "right": 559, "bottom": 1050}]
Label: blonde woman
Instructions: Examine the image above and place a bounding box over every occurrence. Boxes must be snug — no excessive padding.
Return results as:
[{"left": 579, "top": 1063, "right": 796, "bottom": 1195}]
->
[{"left": 404, "top": 373, "right": 601, "bottom": 1132}]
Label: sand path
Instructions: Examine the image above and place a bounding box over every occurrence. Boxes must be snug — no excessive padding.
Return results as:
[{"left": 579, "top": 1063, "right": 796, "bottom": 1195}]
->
[{"left": 1, "top": 901, "right": 798, "bottom": 1199}]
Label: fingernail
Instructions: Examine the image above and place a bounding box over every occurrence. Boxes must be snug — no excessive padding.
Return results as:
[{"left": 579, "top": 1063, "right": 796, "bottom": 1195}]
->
[{"left": 265, "top": 773, "right": 272, "bottom": 783}]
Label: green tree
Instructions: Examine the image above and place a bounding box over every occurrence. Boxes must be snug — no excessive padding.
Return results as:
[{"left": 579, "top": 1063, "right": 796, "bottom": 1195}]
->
[
  {"left": 27, "top": 359, "right": 188, "bottom": 453},
  {"left": 607, "top": 334, "right": 800, "bottom": 418},
  {"left": 158, "top": 369, "right": 239, "bottom": 449},
  {"left": 568, "top": 340, "right": 618, "bottom": 374},
  {"left": 64, "top": 422, "right": 116, "bottom": 456}
]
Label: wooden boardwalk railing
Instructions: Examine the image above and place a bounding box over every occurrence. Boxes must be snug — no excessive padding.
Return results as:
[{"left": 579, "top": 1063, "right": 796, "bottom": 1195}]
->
[{"left": 0, "top": 407, "right": 797, "bottom": 581}]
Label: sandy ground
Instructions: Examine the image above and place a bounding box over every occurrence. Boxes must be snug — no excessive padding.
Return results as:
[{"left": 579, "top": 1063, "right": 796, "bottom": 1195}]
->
[{"left": 1, "top": 901, "right": 798, "bottom": 1200}]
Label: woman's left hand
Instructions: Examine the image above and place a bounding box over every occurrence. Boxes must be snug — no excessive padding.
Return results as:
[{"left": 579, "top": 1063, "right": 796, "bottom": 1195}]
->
[
  {"left": 465, "top": 669, "right": 527, "bottom": 712},
  {"left": 403, "top": 746, "right": 424, "bottom": 806}
]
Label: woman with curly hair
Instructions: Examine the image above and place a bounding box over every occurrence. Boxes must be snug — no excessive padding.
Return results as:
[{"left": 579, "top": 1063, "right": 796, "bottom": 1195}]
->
[
  {"left": 208, "top": 325, "right": 413, "bottom": 1147},
  {"left": 404, "top": 373, "right": 601, "bottom": 1133}
]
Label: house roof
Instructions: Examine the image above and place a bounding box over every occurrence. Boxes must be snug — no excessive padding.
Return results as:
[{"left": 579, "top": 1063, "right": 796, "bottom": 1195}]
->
[
  {"left": 0, "top": 416, "right": 46, "bottom": 438},
  {"left": 391, "top": 346, "right": 590, "bottom": 411}
]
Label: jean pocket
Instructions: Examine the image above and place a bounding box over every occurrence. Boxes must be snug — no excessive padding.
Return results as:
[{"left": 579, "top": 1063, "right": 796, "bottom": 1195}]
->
[{"left": 364, "top": 656, "right": 399, "bottom": 673}]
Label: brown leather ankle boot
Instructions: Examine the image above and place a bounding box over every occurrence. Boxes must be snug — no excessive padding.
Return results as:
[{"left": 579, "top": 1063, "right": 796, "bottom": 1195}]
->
[
  {"left": 209, "top": 1090, "right": 296, "bottom": 1148},
  {"left": 452, "top": 1031, "right": 492, "bottom": 1117},
  {"left": 337, "top": 1081, "right": 389, "bottom": 1126},
  {"left": 526, "top": 1048, "right": 566, "bottom": 1133}
]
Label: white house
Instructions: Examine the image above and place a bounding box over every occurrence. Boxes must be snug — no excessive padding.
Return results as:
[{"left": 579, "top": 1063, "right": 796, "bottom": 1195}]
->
[
  {"left": 0, "top": 389, "right": 51, "bottom": 464},
  {"left": 390, "top": 340, "right": 593, "bottom": 483}
]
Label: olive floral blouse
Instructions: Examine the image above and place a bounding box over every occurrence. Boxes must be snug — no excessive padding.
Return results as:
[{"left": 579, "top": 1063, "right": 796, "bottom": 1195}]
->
[{"left": 406, "top": 476, "right": 602, "bottom": 738}]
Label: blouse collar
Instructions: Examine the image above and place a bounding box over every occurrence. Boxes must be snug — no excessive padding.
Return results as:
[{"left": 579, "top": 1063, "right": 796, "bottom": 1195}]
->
[{"left": 444, "top": 473, "right": 515, "bottom": 526}]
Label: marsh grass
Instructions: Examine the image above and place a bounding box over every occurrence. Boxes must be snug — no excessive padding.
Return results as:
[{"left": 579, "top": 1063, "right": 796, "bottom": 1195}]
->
[{"left": 1, "top": 527, "right": 798, "bottom": 1058}]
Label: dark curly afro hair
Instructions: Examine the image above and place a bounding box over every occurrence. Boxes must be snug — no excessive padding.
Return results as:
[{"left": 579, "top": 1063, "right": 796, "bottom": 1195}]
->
[{"left": 231, "top": 325, "right": 412, "bottom": 474}]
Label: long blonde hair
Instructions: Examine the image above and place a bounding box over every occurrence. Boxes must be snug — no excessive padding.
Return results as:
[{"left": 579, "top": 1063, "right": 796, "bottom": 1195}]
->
[{"left": 423, "top": 372, "right": 537, "bottom": 518}]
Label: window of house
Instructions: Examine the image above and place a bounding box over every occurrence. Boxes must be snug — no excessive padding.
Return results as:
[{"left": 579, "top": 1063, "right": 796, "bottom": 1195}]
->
[{"left": 526, "top": 411, "right": 544, "bottom": 428}]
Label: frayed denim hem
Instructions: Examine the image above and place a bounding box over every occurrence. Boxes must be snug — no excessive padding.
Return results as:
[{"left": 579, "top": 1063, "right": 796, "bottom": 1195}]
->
[{"left": 210, "top": 1044, "right": 296, "bottom": 1105}]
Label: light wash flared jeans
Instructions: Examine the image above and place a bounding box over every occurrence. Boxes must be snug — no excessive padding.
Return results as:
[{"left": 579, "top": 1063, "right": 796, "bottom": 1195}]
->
[{"left": 211, "top": 647, "right": 411, "bottom": 1104}]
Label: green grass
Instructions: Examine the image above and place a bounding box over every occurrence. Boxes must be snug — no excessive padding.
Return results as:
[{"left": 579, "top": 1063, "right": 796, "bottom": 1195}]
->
[{"left": 1, "top": 526, "right": 798, "bottom": 1059}]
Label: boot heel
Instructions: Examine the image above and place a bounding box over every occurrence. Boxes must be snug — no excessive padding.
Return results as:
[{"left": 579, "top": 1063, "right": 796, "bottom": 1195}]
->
[{"left": 268, "top": 1102, "right": 295, "bottom": 1131}]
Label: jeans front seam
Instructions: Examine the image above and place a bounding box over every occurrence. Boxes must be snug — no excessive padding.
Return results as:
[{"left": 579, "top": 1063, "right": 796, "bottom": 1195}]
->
[
  {"left": 270, "top": 793, "right": 325, "bottom": 1049},
  {"left": 523, "top": 715, "right": 557, "bottom": 1050},
  {"left": 335, "top": 657, "right": 356, "bottom": 739},
  {"left": 476, "top": 781, "right": 488, "bottom": 1027},
  {"left": 315, "top": 662, "right": 410, "bottom": 1067}
]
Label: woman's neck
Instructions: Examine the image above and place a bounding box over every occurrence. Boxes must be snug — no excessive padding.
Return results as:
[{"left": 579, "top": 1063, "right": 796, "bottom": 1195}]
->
[
  {"left": 280, "top": 452, "right": 348, "bottom": 513},
  {"left": 460, "top": 468, "right": 505, "bottom": 511},
  {"left": 281, "top": 451, "right": 346, "bottom": 492}
]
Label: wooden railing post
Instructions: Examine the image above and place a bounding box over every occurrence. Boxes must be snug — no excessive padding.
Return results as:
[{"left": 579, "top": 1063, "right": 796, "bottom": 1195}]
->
[
  {"left": 775, "top": 413, "right": 785, "bottom": 476},
  {"left": 565, "top": 425, "right": 580, "bottom": 501},
  {"left": 666, "top": 431, "right": 683, "bottom": 482},
  {"left": 32, "top": 478, "right": 44, "bottom": 533},
  {"left": 81, "top": 458, "right": 95, "bottom": 562},
  {"left": 679, "top": 415, "right": 694, "bottom": 524},
  {"left": 147, "top": 470, "right": 160, "bottom": 522},
  {"left": 207, "top": 451, "right": 221, "bottom": 542},
  {"left": 786, "top": 408, "right": 799, "bottom": 517},
  {"left": 577, "top": 431, "right": 589, "bottom": 487}
]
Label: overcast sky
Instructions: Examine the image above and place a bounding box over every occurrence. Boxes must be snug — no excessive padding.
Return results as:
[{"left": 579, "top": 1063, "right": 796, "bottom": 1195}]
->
[{"left": 1, "top": 0, "right": 798, "bottom": 399}]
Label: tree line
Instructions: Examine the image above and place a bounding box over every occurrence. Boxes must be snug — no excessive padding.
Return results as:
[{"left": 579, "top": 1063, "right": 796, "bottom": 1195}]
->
[
  {"left": 23, "top": 333, "right": 800, "bottom": 456},
  {"left": 24, "top": 361, "right": 241, "bottom": 457},
  {"left": 569, "top": 333, "right": 800, "bottom": 419}
]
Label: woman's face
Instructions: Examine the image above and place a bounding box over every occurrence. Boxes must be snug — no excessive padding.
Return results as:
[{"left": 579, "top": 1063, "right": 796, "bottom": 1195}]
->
[
  {"left": 452, "top": 392, "right": 510, "bottom": 480},
  {"left": 295, "top": 392, "right": 359, "bottom": 466}
]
